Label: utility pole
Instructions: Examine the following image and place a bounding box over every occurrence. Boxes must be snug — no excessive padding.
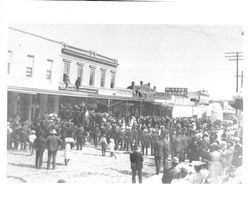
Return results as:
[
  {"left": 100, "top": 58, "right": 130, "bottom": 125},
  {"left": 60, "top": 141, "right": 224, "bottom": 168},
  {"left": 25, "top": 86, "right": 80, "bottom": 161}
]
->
[
  {"left": 225, "top": 52, "right": 243, "bottom": 92},
  {"left": 240, "top": 70, "right": 244, "bottom": 88}
]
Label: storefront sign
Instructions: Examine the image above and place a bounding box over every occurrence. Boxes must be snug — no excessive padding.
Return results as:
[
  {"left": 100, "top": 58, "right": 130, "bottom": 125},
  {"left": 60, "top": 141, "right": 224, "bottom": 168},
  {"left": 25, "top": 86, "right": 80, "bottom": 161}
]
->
[
  {"left": 155, "top": 92, "right": 172, "bottom": 100},
  {"left": 59, "top": 86, "right": 98, "bottom": 94},
  {"left": 165, "top": 87, "right": 188, "bottom": 96}
]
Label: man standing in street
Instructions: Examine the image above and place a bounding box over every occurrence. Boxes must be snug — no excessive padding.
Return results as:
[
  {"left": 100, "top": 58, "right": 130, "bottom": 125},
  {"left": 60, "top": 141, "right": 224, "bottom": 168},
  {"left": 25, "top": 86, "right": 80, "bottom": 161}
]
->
[
  {"left": 141, "top": 128, "right": 150, "bottom": 155},
  {"left": 130, "top": 145, "right": 144, "bottom": 184},
  {"left": 33, "top": 132, "right": 46, "bottom": 169},
  {"left": 76, "top": 125, "right": 84, "bottom": 150},
  {"left": 154, "top": 136, "right": 164, "bottom": 175},
  {"left": 163, "top": 135, "right": 171, "bottom": 169},
  {"left": 46, "top": 129, "right": 63, "bottom": 170}
]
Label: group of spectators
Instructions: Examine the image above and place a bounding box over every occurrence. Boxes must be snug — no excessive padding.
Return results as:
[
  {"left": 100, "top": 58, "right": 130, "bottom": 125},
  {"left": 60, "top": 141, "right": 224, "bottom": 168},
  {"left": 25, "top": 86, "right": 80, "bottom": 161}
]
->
[{"left": 7, "top": 102, "right": 243, "bottom": 183}]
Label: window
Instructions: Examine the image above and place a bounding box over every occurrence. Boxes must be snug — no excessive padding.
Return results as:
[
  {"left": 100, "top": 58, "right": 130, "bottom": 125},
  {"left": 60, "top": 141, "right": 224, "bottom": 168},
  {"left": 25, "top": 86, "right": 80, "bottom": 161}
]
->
[
  {"left": 100, "top": 69, "right": 106, "bottom": 88},
  {"left": 26, "top": 55, "right": 34, "bottom": 77},
  {"left": 46, "top": 59, "right": 53, "bottom": 80},
  {"left": 110, "top": 71, "right": 116, "bottom": 88},
  {"left": 77, "top": 62, "right": 84, "bottom": 79},
  {"left": 63, "top": 59, "right": 71, "bottom": 82},
  {"left": 7, "top": 50, "right": 12, "bottom": 74},
  {"left": 89, "top": 66, "right": 95, "bottom": 86},
  {"left": 63, "top": 59, "right": 71, "bottom": 75}
]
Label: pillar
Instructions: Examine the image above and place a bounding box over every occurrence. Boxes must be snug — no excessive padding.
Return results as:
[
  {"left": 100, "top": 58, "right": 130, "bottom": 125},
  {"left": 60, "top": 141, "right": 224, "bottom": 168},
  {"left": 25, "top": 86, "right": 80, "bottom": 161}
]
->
[
  {"left": 27, "top": 94, "right": 33, "bottom": 123},
  {"left": 7, "top": 92, "right": 19, "bottom": 119},
  {"left": 53, "top": 95, "right": 59, "bottom": 115},
  {"left": 39, "top": 94, "right": 48, "bottom": 117}
]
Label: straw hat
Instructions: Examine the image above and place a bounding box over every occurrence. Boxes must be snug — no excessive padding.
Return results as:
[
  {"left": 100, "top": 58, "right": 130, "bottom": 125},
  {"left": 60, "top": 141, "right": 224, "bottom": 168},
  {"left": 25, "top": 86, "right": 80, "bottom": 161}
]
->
[
  {"left": 50, "top": 129, "right": 57, "bottom": 134},
  {"left": 30, "top": 130, "right": 36, "bottom": 134}
]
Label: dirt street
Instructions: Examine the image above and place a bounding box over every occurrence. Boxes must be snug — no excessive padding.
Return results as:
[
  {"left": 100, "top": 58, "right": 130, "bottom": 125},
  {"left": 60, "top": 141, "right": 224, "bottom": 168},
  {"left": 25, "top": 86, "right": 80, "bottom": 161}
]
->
[{"left": 7, "top": 146, "right": 158, "bottom": 183}]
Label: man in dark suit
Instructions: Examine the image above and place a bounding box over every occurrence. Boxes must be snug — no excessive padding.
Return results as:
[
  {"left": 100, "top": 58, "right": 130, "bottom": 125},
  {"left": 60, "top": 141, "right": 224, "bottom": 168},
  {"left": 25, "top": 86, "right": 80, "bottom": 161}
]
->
[
  {"left": 46, "top": 129, "right": 63, "bottom": 170},
  {"left": 154, "top": 137, "right": 164, "bottom": 174},
  {"left": 141, "top": 129, "right": 150, "bottom": 155},
  {"left": 173, "top": 131, "right": 183, "bottom": 161},
  {"left": 150, "top": 130, "right": 158, "bottom": 156},
  {"left": 33, "top": 133, "right": 46, "bottom": 169},
  {"left": 76, "top": 125, "right": 85, "bottom": 150},
  {"left": 130, "top": 145, "right": 144, "bottom": 184},
  {"left": 163, "top": 135, "right": 171, "bottom": 169}
]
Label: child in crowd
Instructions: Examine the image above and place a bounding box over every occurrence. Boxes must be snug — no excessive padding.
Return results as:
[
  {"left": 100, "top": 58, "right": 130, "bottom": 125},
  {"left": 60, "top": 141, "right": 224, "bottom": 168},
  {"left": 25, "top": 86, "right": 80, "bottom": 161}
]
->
[
  {"left": 109, "top": 139, "right": 117, "bottom": 159},
  {"left": 100, "top": 135, "right": 107, "bottom": 156},
  {"left": 64, "top": 137, "right": 74, "bottom": 166}
]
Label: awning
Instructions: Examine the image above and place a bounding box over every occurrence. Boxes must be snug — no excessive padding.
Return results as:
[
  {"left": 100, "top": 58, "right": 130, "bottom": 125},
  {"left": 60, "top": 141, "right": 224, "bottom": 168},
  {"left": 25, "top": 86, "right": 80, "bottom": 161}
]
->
[
  {"left": 7, "top": 85, "right": 144, "bottom": 102},
  {"left": 231, "top": 98, "right": 243, "bottom": 111}
]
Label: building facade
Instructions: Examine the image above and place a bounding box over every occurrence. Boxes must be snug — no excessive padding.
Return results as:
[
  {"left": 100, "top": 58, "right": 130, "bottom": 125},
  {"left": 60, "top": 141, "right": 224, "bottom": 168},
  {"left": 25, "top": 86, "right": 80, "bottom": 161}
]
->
[
  {"left": 7, "top": 27, "right": 134, "bottom": 122},
  {"left": 8, "top": 27, "right": 63, "bottom": 122}
]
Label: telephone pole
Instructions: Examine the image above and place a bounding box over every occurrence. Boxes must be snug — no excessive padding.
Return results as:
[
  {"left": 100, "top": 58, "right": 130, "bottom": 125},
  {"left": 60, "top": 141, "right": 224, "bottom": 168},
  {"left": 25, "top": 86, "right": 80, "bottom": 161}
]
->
[
  {"left": 240, "top": 70, "right": 244, "bottom": 88},
  {"left": 225, "top": 52, "right": 243, "bottom": 92}
]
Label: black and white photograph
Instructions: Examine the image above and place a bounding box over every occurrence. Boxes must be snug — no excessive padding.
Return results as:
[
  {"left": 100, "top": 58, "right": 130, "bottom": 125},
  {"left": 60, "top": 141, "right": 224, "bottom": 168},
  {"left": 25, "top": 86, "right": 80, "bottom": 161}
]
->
[{"left": 6, "top": 24, "right": 244, "bottom": 184}]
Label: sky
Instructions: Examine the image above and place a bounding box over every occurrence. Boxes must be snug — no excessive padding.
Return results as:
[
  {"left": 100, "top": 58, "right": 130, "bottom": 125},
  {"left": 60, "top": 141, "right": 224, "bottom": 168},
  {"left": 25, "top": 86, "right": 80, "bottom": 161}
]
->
[{"left": 10, "top": 24, "right": 244, "bottom": 100}]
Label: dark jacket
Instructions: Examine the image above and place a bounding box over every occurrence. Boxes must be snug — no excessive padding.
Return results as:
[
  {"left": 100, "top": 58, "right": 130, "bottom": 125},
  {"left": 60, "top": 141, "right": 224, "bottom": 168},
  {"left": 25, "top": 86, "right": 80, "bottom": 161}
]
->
[
  {"left": 141, "top": 133, "right": 150, "bottom": 146},
  {"left": 154, "top": 140, "right": 164, "bottom": 158},
  {"left": 163, "top": 139, "right": 171, "bottom": 156},
  {"left": 130, "top": 151, "right": 143, "bottom": 170},
  {"left": 46, "top": 135, "right": 63, "bottom": 152},
  {"left": 150, "top": 133, "right": 158, "bottom": 145},
  {"left": 33, "top": 136, "right": 46, "bottom": 151},
  {"left": 76, "top": 127, "right": 85, "bottom": 139},
  {"left": 174, "top": 136, "right": 183, "bottom": 153}
]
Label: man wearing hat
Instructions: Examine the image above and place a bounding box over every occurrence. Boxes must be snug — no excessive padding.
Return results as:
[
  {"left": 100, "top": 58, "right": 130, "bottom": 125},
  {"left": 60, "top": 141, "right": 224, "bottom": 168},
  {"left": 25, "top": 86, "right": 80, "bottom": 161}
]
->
[
  {"left": 154, "top": 136, "right": 164, "bottom": 175},
  {"left": 33, "top": 133, "right": 46, "bottom": 169},
  {"left": 46, "top": 129, "right": 63, "bottom": 170},
  {"left": 141, "top": 128, "right": 150, "bottom": 155},
  {"left": 162, "top": 157, "right": 180, "bottom": 184},
  {"left": 130, "top": 145, "right": 144, "bottom": 183}
]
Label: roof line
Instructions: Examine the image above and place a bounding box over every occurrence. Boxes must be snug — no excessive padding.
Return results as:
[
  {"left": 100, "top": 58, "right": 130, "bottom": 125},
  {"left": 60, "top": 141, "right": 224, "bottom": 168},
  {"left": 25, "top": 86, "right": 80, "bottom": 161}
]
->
[
  {"left": 8, "top": 27, "right": 119, "bottom": 63},
  {"left": 66, "top": 45, "right": 118, "bottom": 63},
  {"left": 8, "top": 26, "right": 64, "bottom": 45}
]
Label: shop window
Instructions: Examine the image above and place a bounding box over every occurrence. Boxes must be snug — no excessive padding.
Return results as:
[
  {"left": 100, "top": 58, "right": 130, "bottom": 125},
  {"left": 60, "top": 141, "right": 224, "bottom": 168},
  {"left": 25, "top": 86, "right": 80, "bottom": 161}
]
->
[
  {"left": 89, "top": 66, "right": 95, "bottom": 86},
  {"left": 110, "top": 71, "right": 116, "bottom": 89},
  {"left": 100, "top": 69, "right": 106, "bottom": 88},
  {"left": 26, "top": 55, "right": 34, "bottom": 77},
  {"left": 46, "top": 59, "right": 53, "bottom": 80}
]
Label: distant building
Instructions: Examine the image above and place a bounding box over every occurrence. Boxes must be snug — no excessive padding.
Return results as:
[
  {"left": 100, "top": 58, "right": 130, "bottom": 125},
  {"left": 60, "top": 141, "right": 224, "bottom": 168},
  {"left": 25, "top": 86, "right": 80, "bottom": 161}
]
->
[{"left": 188, "top": 90, "right": 210, "bottom": 105}]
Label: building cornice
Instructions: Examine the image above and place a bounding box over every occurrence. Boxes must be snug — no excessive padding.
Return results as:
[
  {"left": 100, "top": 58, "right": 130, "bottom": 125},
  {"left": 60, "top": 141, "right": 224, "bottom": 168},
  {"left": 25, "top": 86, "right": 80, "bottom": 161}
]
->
[{"left": 62, "top": 46, "right": 119, "bottom": 68}]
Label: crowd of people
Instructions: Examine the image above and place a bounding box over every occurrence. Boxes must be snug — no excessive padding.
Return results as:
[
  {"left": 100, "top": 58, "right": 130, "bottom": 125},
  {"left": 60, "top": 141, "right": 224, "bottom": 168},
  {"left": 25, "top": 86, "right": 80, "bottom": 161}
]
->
[{"left": 7, "top": 102, "right": 243, "bottom": 183}]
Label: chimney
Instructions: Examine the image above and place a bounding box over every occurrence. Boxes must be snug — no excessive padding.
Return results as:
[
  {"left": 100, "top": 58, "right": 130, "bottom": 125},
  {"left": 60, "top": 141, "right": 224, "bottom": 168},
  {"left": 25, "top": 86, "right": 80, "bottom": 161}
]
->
[
  {"left": 148, "top": 82, "right": 151, "bottom": 88},
  {"left": 140, "top": 81, "right": 143, "bottom": 86}
]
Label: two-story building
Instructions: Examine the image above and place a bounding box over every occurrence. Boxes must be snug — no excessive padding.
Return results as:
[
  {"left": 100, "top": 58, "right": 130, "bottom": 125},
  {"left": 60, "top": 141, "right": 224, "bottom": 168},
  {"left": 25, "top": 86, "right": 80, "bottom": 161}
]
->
[
  {"left": 8, "top": 27, "right": 63, "bottom": 122},
  {"left": 7, "top": 27, "right": 136, "bottom": 122}
]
